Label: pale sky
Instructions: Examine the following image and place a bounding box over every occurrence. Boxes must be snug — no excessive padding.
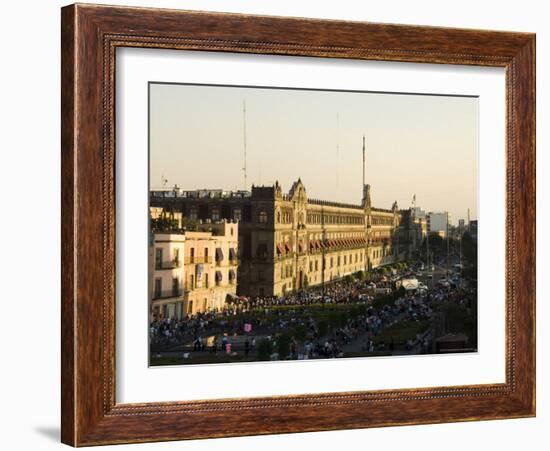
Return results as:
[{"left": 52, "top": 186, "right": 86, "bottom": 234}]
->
[{"left": 150, "top": 83, "right": 478, "bottom": 224}]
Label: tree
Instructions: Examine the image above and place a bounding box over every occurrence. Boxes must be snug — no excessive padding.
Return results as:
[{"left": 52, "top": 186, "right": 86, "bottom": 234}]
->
[
  {"left": 257, "top": 339, "right": 272, "bottom": 361},
  {"left": 150, "top": 216, "right": 179, "bottom": 233},
  {"left": 292, "top": 325, "right": 307, "bottom": 342},
  {"left": 328, "top": 312, "right": 340, "bottom": 330},
  {"left": 277, "top": 334, "right": 291, "bottom": 359},
  {"left": 317, "top": 320, "right": 329, "bottom": 338},
  {"left": 461, "top": 232, "right": 477, "bottom": 265}
]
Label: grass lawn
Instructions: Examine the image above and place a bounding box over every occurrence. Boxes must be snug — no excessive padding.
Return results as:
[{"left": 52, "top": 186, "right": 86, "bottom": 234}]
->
[{"left": 373, "top": 320, "right": 430, "bottom": 345}]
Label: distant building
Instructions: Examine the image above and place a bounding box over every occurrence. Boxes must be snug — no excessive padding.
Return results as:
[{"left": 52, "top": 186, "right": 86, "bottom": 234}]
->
[
  {"left": 149, "top": 219, "right": 239, "bottom": 320},
  {"left": 469, "top": 219, "right": 478, "bottom": 240},
  {"left": 427, "top": 211, "right": 451, "bottom": 238},
  {"left": 411, "top": 207, "right": 427, "bottom": 220},
  {"left": 411, "top": 208, "right": 428, "bottom": 241},
  {"left": 151, "top": 180, "right": 424, "bottom": 298}
]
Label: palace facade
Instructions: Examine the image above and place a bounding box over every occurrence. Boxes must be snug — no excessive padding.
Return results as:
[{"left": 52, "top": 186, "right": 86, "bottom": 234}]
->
[{"left": 150, "top": 180, "right": 425, "bottom": 298}]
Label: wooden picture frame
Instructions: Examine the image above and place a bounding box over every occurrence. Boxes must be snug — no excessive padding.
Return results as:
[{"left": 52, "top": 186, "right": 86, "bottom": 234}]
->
[{"left": 61, "top": 3, "right": 535, "bottom": 446}]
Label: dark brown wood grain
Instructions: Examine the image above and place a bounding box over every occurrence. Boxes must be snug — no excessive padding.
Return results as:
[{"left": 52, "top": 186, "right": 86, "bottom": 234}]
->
[{"left": 61, "top": 3, "right": 536, "bottom": 446}]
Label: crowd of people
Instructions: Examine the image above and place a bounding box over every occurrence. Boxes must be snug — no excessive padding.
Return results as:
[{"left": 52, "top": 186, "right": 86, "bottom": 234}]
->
[{"left": 150, "top": 263, "right": 477, "bottom": 361}]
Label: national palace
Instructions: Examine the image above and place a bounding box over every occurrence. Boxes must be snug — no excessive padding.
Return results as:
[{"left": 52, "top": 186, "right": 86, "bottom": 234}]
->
[{"left": 150, "top": 180, "right": 427, "bottom": 300}]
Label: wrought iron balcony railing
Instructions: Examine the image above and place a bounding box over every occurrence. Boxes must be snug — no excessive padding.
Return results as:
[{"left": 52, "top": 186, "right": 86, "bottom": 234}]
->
[
  {"left": 152, "top": 289, "right": 183, "bottom": 300},
  {"left": 155, "top": 260, "right": 181, "bottom": 270}
]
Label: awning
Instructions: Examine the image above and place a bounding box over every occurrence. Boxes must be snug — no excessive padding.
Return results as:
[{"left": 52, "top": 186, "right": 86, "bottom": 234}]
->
[
  {"left": 229, "top": 247, "right": 237, "bottom": 260},
  {"left": 285, "top": 242, "right": 292, "bottom": 253},
  {"left": 215, "top": 248, "right": 223, "bottom": 261},
  {"left": 215, "top": 270, "right": 223, "bottom": 282},
  {"left": 298, "top": 241, "right": 304, "bottom": 253},
  {"left": 228, "top": 269, "right": 236, "bottom": 280},
  {"left": 277, "top": 243, "right": 285, "bottom": 255}
]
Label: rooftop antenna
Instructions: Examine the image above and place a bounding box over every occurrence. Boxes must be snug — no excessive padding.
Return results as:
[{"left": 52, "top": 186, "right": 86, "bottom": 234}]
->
[
  {"left": 242, "top": 99, "right": 248, "bottom": 191},
  {"left": 336, "top": 113, "right": 340, "bottom": 192},
  {"left": 362, "top": 134, "right": 366, "bottom": 188}
]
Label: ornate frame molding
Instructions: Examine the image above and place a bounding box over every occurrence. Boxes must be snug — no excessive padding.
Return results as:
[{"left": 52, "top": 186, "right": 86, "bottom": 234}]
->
[{"left": 61, "top": 4, "right": 535, "bottom": 446}]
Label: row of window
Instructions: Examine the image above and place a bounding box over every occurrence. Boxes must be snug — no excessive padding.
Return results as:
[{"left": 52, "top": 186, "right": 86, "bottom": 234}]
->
[
  {"left": 306, "top": 213, "right": 364, "bottom": 225},
  {"left": 372, "top": 247, "right": 396, "bottom": 259},
  {"left": 154, "top": 247, "right": 181, "bottom": 269},
  {"left": 276, "top": 245, "right": 397, "bottom": 282},
  {"left": 278, "top": 252, "right": 365, "bottom": 281},
  {"left": 181, "top": 204, "right": 394, "bottom": 227},
  {"left": 372, "top": 216, "right": 395, "bottom": 226},
  {"left": 153, "top": 270, "right": 237, "bottom": 298},
  {"left": 153, "top": 277, "right": 182, "bottom": 299},
  {"left": 155, "top": 246, "right": 237, "bottom": 267}
]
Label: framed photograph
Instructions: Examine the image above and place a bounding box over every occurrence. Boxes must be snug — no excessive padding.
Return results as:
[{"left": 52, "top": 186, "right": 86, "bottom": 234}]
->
[{"left": 61, "top": 4, "right": 535, "bottom": 446}]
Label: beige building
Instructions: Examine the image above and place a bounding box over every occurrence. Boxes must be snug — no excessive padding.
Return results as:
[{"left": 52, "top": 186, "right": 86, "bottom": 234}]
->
[
  {"left": 182, "top": 221, "right": 239, "bottom": 314},
  {"left": 150, "top": 219, "right": 239, "bottom": 319},
  {"left": 150, "top": 233, "right": 186, "bottom": 320},
  {"left": 152, "top": 180, "right": 424, "bottom": 298}
]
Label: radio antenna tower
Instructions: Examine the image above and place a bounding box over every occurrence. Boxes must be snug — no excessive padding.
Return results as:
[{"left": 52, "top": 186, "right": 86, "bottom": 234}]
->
[
  {"left": 242, "top": 100, "right": 249, "bottom": 191},
  {"left": 362, "top": 134, "right": 366, "bottom": 188},
  {"left": 336, "top": 113, "right": 340, "bottom": 190}
]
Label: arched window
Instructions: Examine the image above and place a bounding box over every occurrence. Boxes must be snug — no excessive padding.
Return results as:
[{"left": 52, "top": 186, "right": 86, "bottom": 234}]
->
[
  {"left": 211, "top": 206, "right": 221, "bottom": 221},
  {"left": 233, "top": 208, "right": 242, "bottom": 222}
]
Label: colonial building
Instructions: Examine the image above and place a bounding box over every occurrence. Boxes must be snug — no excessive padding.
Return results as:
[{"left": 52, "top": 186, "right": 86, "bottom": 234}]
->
[
  {"left": 151, "top": 180, "right": 423, "bottom": 298},
  {"left": 150, "top": 232, "right": 185, "bottom": 320},
  {"left": 150, "top": 220, "right": 239, "bottom": 319}
]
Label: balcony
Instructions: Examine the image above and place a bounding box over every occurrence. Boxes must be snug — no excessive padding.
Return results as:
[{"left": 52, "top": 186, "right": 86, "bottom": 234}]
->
[
  {"left": 155, "top": 259, "right": 181, "bottom": 270},
  {"left": 152, "top": 289, "right": 183, "bottom": 300},
  {"left": 184, "top": 256, "right": 212, "bottom": 264}
]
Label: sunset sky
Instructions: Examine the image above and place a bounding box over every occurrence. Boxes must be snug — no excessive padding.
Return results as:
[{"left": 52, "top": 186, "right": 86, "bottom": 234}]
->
[{"left": 149, "top": 83, "right": 478, "bottom": 224}]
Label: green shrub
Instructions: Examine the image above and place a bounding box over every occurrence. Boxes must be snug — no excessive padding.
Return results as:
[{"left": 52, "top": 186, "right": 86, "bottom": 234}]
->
[
  {"left": 292, "top": 325, "right": 307, "bottom": 342},
  {"left": 257, "top": 339, "right": 273, "bottom": 361},
  {"left": 277, "top": 334, "right": 291, "bottom": 359},
  {"left": 317, "top": 320, "right": 329, "bottom": 337}
]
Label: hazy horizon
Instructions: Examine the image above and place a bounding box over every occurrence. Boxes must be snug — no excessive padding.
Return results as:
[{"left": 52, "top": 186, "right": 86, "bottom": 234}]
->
[{"left": 150, "top": 83, "right": 478, "bottom": 225}]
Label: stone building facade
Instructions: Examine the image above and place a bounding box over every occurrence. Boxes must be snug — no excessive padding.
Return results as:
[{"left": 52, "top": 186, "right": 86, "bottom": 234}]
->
[
  {"left": 150, "top": 221, "right": 239, "bottom": 319},
  {"left": 150, "top": 180, "right": 423, "bottom": 298}
]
